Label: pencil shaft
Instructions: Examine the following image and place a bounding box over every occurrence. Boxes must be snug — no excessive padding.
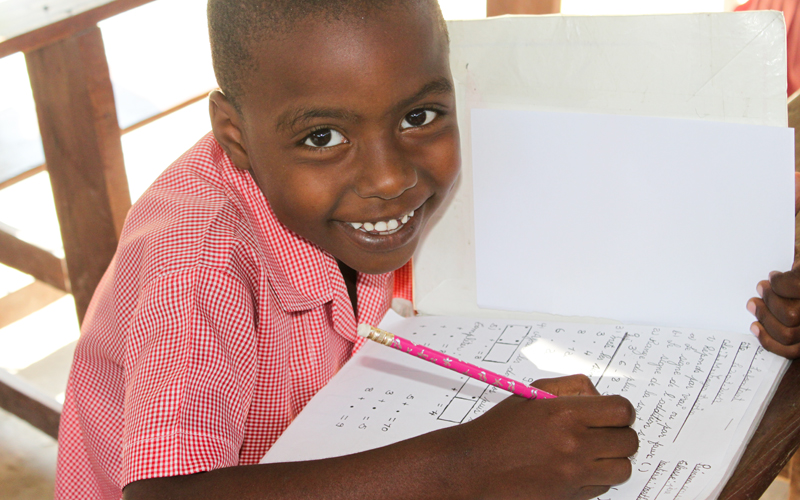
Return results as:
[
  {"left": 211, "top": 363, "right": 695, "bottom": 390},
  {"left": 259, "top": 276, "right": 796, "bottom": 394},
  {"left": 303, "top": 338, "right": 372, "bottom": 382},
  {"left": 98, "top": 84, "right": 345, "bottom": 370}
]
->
[{"left": 383, "top": 332, "right": 555, "bottom": 400}]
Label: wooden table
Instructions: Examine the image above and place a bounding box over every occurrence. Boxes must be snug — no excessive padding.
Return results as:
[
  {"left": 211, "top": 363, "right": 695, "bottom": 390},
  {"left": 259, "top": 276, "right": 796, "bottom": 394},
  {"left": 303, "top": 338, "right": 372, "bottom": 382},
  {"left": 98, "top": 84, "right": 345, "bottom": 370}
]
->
[
  {"left": 0, "top": 0, "right": 155, "bottom": 439},
  {"left": 720, "top": 360, "right": 800, "bottom": 498}
]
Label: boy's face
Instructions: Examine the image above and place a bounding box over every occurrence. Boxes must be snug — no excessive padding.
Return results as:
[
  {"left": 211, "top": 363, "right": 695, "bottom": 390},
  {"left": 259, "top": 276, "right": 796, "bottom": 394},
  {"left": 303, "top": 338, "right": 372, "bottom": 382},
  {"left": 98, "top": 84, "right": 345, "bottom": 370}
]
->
[{"left": 211, "top": 4, "right": 460, "bottom": 275}]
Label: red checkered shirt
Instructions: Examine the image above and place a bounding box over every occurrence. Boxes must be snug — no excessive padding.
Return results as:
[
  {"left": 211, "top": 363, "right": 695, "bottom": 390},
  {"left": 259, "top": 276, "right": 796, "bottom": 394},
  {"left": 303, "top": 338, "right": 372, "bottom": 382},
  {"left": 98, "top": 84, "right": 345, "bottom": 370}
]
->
[{"left": 55, "top": 133, "right": 412, "bottom": 499}]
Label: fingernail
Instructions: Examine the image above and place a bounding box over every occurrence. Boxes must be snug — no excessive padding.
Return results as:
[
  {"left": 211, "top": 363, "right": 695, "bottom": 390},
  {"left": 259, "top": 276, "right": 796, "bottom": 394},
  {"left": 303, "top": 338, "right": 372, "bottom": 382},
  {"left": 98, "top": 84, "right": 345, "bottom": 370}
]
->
[
  {"left": 756, "top": 284, "right": 763, "bottom": 297},
  {"left": 750, "top": 323, "right": 760, "bottom": 338},
  {"left": 747, "top": 300, "right": 756, "bottom": 315}
]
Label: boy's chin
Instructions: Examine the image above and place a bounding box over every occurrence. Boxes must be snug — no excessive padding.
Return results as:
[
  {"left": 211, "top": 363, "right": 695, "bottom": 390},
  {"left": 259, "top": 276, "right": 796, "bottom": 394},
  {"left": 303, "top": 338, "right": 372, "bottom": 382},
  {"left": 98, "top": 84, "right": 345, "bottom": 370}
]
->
[{"left": 337, "top": 250, "right": 414, "bottom": 276}]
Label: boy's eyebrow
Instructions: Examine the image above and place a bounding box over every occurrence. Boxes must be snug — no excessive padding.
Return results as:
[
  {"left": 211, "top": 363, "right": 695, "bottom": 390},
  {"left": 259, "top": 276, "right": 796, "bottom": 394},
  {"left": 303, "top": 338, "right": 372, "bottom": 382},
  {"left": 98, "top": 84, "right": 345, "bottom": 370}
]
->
[
  {"left": 276, "top": 108, "right": 361, "bottom": 133},
  {"left": 275, "top": 77, "right": 454, "bottom": 133},
  {"left": 392, "top": 77, "right": 454, "bottom": 114}
]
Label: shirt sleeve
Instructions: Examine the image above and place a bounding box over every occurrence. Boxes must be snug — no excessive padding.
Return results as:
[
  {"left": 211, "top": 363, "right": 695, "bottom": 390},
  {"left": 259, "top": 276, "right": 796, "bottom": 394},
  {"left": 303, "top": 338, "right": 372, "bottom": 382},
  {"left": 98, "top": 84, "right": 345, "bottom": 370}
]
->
[{"left": 120, "top": 266, "right": 257, "bottom": 487}]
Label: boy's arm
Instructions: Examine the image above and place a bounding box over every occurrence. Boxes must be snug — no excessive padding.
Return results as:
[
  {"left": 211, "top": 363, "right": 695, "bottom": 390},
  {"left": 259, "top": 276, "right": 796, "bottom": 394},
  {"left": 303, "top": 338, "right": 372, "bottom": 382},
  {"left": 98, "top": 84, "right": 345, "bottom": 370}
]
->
[
  {"left": 123, "top": 375, "right": 637, "bottom": 500},
  {"left": 748, "top": 172, "right": 800, "bottom": 358}
]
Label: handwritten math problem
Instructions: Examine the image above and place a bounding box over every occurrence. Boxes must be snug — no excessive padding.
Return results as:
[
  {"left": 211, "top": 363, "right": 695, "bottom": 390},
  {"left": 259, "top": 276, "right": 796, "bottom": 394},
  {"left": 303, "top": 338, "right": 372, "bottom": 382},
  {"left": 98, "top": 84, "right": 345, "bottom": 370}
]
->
[{"left": 263, "top": 316, "right": 786, "bottom": 500}]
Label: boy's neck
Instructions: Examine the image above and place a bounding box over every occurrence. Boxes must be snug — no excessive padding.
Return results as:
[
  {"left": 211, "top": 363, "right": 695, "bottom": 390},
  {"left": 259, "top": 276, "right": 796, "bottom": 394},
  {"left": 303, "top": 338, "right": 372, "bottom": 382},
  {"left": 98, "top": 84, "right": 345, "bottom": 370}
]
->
[{"left": 337, "top": 260, "right": 359, "bottom": 318}]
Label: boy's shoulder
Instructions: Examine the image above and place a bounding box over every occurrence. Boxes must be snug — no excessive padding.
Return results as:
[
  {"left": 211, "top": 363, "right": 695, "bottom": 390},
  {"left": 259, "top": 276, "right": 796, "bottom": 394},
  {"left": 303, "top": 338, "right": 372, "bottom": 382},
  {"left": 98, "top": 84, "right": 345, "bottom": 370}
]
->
[
  {"left": 131, "top": 132, "right": 241, "bottom": 221},
  {"left": 117, "top": 133, "right": 263, "bottom": 283}
]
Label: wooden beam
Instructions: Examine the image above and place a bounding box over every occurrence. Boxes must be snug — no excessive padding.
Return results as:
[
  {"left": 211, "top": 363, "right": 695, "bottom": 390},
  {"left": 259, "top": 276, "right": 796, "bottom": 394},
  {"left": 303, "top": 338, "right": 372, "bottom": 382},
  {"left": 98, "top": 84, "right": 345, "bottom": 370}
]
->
[
  {"left": 0, "top": 89, "right": 211, "bottom": 191},
  {"left": 121, "top": 91, "right": 211, "bottom": 135},
  {"left": 0, "top": 281, "right": 67, "bottom": 329},
  {"left": 0, "top": 227, "right": 68, "bottom": 292},
  {"left": 487, "top": 0, "right": 561, "bottom": 16},
  {"left": 0, "top": 0, "right": 156, "bottom": 58},
  {"left": 0, "top": 164, "right": 46, "bottom": 191},
  {"left": 0, "top": 367, "right": 62, "bottom": 439},
  {"left": 25, "top": 26, "right": 130, "bottom": 323}
]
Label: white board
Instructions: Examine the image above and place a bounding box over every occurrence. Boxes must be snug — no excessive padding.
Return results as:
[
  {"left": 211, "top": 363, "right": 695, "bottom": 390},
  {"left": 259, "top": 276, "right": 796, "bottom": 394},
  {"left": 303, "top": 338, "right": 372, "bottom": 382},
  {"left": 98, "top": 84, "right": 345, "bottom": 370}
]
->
[{"left": 414, "top": 13, "right": 790, "bottom": 325}]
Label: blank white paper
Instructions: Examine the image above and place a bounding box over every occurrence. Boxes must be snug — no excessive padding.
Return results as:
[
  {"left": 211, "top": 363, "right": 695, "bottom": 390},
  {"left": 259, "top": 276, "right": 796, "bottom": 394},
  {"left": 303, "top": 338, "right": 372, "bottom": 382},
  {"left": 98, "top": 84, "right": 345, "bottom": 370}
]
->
[{"left": 471, "top": 108, "right": 795, "bottom": 333}]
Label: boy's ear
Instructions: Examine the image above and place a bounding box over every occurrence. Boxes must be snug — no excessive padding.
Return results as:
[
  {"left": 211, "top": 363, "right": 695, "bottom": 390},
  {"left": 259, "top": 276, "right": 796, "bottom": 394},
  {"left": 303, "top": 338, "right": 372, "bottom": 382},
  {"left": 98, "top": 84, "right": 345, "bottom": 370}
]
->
[{"left": 209, "top": 90, "right": 252, "bottom": 171}]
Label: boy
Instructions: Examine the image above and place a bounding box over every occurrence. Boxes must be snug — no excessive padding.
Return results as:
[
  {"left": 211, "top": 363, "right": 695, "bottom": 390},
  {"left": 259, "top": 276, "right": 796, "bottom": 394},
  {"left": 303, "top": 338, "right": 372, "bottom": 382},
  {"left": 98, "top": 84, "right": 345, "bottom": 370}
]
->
[{"left": 55, "top": 0, "right": 794, "bottom": 498}]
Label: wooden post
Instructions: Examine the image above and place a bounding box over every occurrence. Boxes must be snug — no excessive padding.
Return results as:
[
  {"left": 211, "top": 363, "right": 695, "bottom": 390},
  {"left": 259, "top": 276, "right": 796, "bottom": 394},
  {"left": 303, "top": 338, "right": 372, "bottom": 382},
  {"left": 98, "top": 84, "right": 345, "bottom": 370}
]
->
[
  {"left": 25, "top": 26, "right": 131, "bottom": 323},
  {"left": 487, "top": 0, "right": 561, "bottom": 16}
]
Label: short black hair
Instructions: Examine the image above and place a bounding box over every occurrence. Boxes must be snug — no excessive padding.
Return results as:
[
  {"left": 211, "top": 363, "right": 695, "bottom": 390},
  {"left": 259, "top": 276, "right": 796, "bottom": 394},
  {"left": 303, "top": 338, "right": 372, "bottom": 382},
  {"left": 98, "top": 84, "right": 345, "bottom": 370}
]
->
[{"left": 207, "top": 0, "right": 448, "bottom": 112}]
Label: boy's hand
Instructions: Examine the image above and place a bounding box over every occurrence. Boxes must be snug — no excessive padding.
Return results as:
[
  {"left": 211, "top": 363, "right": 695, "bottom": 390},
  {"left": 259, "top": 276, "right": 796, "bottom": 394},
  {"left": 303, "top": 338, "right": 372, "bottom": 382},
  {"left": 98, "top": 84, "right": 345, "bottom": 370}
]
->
[
  {"left": 748, "top": 268, "right": 800, "bottom": 358},
  {"left": 454, "top": 374, "right": 637, "bottom": 500},
  {"left": 747, "top": 172, "right": 800, "bottom": 358},
  {"left": 532, "top": 374, "right": 601, "bottom": 396}
]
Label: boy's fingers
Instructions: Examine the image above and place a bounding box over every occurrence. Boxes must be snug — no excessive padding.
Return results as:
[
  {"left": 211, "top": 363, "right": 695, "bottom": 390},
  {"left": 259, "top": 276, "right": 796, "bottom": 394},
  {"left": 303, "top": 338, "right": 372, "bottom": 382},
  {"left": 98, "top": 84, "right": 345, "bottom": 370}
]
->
[
  {"left": 583, "top": 457, "right": 634, "bottom": 486},
  {"left": 750, "top": 297, "right": 800, "bottom": 345},
  {"left": 755, "top": 282, "right": 800, "bottom": 329},
  {"left": 752, "top": 321, "right": 800, "bottom": 359},
  {"left": 794, "top": 171, "right": 800, "bottom": 215},
  {"left": 577, "top": 395, "right": 636, "bottom": 428},
  {"left": 588, "top": 427, "right": 639, "bottom": 459},
  {"left": 579, "top": 486, "right": 612, "bottom": 500},
  {"left": 768, "top": 269, "right": 800, "bottom": 300},
  {"left": 533, "top": 374, "right": 599, "bottom": 396}
]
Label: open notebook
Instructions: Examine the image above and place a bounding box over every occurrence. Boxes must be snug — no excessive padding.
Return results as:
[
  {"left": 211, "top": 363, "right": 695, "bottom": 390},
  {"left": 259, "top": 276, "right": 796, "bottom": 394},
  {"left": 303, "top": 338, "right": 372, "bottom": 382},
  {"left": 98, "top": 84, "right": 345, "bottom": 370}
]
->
[
  {"left": 263, "top": 312, "right": 788, "bottom": 500},
  {"left": 261, "top": 13, "right": 794, "bottom": 500}
]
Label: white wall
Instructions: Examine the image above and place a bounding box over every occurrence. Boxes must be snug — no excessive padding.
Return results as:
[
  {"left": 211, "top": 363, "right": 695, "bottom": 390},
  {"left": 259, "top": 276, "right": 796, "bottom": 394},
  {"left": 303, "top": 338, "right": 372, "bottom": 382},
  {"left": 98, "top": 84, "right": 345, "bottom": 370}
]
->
[
  {"left": 438, "top": 0, "right": 486, "bottom": 19},
  {"left": 437, "top": 0, "right": 751, "bottom": 19}
]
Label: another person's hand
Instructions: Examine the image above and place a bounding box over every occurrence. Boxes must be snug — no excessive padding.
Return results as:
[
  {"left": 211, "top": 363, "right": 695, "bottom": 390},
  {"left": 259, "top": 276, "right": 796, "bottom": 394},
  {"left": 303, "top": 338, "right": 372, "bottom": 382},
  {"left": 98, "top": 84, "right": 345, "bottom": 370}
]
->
[
  {"left": 747, "top": 172, "right": 800, "bottom": 358},
  {"left": 454, "top": 374, "right": 638, "bottom": 500}
]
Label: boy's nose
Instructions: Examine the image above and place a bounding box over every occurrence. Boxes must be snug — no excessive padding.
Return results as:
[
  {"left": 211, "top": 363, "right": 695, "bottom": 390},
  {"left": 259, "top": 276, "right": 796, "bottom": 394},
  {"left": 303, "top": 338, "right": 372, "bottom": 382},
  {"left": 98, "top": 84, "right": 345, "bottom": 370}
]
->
[{"left": 354, "top": 145, "right": 418, "bottom": 200}]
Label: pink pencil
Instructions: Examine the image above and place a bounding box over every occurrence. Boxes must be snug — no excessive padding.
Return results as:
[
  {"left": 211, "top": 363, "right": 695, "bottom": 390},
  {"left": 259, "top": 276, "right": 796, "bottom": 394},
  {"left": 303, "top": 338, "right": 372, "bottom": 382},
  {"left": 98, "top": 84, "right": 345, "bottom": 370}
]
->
[{"left": 357, "top": 324, "right": 556, "bottom": 400}]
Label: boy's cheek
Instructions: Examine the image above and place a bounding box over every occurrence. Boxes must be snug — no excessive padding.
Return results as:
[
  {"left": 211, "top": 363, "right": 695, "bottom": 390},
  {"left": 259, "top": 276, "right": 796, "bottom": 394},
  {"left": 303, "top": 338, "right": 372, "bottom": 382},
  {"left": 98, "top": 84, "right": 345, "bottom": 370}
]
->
[
  {"left": 420, "top": 128, "right": 461, "bottom": 187},
  {"left": 432, "top": 147, "right": 462, "bottom": 200}
]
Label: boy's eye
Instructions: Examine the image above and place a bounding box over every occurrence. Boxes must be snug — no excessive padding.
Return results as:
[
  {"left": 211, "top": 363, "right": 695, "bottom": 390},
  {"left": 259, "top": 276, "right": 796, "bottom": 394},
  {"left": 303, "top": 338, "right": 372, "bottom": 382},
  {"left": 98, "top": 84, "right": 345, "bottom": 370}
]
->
[
  {"left": 401, "top": 109, "right": 437, "bottom": 130},
  {"left": 304, "top": 128, "right": 347, "bottom": 148}
]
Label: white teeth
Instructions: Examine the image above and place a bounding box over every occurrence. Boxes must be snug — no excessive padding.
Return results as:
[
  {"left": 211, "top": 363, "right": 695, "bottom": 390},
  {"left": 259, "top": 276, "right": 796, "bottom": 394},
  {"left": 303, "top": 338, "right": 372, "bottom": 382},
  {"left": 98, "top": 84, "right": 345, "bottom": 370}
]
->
[{"left": 351, "top": 209, "right": 417, "bottom": 234}]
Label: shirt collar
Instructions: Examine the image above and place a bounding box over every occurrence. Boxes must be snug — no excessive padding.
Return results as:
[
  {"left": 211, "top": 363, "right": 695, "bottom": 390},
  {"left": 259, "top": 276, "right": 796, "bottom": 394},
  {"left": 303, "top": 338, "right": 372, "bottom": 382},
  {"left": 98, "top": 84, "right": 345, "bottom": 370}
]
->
[{"left": 210, "top": 139, "right": 392, "bottom": 319}]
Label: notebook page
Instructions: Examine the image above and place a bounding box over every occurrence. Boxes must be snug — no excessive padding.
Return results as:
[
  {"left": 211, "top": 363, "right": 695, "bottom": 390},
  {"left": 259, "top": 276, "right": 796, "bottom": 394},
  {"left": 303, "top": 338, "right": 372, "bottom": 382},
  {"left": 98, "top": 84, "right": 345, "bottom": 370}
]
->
[
  {"left": 471, "top": 108, "right": 794, "bottom": 333},
  {"left": 262, "top": 314, "right": 787, "bottom": 500}
]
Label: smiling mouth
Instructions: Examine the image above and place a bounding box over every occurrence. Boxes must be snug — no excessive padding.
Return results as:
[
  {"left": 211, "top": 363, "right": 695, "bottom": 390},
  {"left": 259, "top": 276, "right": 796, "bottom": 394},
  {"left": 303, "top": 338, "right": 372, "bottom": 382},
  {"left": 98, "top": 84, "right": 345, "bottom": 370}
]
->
[{"left": 347, "top": 210, "right": 415, "bottom": 236}]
